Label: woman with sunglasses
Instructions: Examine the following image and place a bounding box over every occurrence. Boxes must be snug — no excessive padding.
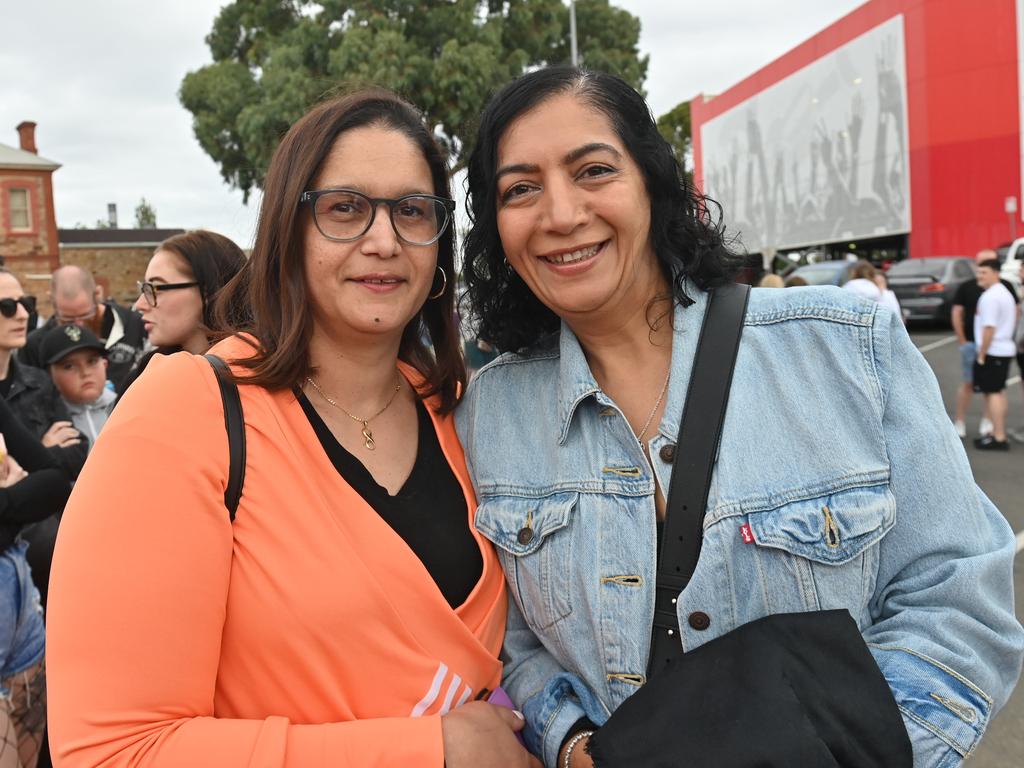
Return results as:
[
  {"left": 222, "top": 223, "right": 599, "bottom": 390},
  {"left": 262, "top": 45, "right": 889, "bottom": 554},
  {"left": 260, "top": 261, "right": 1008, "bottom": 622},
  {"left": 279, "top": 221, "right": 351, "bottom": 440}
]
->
[
  {"left": 46, "top": 90, "right": 536, "bottom": 768},
  {"left": 120, "top": 230, "right": 247, "bottom": 395},
  {"left": 0, "top": 269, "right": 72, "bottom": 768}
]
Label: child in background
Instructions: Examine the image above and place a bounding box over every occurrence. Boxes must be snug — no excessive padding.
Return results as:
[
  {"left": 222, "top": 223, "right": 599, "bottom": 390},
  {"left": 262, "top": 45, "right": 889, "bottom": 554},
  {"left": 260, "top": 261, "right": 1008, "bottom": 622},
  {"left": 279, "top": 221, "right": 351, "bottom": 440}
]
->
[{"left": 40, "top": 326, "right": 115, "bottom": 449}]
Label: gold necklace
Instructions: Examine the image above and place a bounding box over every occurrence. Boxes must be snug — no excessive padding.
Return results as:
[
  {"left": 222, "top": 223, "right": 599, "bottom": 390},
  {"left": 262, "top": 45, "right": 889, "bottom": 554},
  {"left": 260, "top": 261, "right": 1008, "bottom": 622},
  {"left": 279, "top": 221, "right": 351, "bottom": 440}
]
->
[
  {"left": 635, "top": 369, "right": 671, "bottom": 444},
  {"left": 305, "top": 374, "right": 402, "bottom": 451}
]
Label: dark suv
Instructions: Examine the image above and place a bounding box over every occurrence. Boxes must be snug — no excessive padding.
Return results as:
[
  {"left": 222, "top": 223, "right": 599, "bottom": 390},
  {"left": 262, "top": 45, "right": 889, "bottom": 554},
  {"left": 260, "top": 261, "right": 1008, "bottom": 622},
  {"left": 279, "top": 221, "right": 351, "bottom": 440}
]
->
[{"left": 886, "top": 257, "right": 976, "bottom": 324}]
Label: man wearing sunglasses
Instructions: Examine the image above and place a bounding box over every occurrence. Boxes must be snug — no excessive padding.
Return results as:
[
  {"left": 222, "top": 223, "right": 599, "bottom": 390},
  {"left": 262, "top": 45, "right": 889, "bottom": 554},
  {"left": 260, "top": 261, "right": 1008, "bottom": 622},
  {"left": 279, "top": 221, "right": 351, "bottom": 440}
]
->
[{"left": 19, "top": 266, "right": 146, "bottom": 394}]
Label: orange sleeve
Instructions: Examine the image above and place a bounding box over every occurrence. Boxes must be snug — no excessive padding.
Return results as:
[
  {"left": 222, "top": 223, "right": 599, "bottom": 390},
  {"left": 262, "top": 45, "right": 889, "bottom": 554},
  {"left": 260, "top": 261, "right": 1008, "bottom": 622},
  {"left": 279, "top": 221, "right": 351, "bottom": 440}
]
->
[{"left": 46, "top": 353, "right": 445, "bottom": 767}]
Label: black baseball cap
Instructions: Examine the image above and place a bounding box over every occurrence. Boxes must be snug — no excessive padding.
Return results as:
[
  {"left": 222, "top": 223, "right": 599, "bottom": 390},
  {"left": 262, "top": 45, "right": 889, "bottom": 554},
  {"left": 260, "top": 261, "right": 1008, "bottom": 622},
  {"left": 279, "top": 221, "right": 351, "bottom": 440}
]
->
[{"left": 40, "top": 324, "right": 107, "bottom": 366}]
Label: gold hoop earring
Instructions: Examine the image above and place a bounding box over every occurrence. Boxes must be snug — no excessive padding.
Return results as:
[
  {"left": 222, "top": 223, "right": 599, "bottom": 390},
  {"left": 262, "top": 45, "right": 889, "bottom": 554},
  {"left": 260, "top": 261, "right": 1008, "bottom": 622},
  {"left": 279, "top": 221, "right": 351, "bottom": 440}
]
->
[{"left": 428, "top": 266, "right": 447, "bottom": 300}]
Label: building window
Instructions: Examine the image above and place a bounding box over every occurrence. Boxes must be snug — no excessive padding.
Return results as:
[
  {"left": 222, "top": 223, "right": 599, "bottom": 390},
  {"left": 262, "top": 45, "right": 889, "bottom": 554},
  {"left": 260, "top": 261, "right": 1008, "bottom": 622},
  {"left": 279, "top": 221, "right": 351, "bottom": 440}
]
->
[{"left": 8, "top": 188, "right": 31, "bottom": 230}]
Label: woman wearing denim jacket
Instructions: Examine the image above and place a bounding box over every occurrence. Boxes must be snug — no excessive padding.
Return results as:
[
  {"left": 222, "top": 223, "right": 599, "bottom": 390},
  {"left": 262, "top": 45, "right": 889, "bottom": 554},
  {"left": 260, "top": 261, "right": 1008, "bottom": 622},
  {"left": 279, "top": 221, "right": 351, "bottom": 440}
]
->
[{"left": 456, "top": 67, "right": 1024, "bottom": 767}]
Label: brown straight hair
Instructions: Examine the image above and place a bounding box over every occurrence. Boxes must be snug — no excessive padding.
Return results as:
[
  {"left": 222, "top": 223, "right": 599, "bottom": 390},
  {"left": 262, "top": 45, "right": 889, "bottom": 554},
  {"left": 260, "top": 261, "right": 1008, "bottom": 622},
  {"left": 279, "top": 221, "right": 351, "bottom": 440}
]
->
[{"left": 212, "top": 88, "right": 465, "bottom": 412}]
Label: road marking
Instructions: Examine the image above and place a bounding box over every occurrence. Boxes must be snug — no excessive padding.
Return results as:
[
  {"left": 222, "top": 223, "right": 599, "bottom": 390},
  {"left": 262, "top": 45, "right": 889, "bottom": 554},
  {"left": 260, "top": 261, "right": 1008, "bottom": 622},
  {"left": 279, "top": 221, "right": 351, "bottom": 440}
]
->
[
  {"left": 1017, "top": 530, "right": 1024, "bottom": 555},
  {"left": 916, "top": 336, "right": 957, "bottom": 353},
  {"left": 1009, "top": 375, "right": 1021, "bottom": 386}
]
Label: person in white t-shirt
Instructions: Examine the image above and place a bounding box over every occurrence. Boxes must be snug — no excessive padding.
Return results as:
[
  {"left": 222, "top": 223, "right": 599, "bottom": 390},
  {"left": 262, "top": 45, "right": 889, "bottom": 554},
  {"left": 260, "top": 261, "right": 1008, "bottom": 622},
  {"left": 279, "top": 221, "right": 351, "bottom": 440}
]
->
[
  {"left": 842, "top": 259, "right": 882, "bottom": 301},
  {"left": 874, "top": 272, "right": 903, "bottom": 321},
  {"left": 973, "top": 259, "right": 1017, "bottom": 450}
]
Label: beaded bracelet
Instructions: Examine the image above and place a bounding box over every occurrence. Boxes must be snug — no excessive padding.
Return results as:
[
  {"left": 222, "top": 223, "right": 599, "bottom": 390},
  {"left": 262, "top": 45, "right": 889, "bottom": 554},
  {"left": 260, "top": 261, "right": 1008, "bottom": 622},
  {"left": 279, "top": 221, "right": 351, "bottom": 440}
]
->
[{"left": 562, "top": 729, "right": 594, "bottom": 768}]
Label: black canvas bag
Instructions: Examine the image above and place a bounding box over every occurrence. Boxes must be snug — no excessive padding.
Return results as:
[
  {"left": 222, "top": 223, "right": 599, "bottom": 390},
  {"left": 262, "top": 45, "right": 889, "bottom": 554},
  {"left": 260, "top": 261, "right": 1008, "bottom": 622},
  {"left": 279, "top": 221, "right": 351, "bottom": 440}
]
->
[{"left": 586, "top": 284, "right": 912, "bottom": 768}]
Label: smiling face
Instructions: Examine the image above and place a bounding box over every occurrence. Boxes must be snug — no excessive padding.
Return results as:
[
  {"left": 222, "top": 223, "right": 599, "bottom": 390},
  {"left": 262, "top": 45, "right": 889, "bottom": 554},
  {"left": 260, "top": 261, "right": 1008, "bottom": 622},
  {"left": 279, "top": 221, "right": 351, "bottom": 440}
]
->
[
  {"left": 133, "top": 249, "right": 206, "bottom": 352},
  {"left": 0, "top": 273, "right": 30, "bottom": 353},
  {"left": 302, "top": 124, "right": 438, "bottom": 346},
  {"left": 494, "top": 93, "right": 665, "bottom": 321}
]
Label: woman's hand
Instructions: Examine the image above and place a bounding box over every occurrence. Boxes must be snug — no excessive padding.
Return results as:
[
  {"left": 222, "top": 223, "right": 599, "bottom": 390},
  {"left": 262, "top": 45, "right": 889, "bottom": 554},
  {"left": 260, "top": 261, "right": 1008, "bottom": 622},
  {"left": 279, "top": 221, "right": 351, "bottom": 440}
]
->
[
  {"left": 42, "top": 420, "right": 81, "bottom": 448},
  {"left": 441, "top": 701, "right": 542, "bottom": 768},
  {"left": 558, "top": 733, "right": 595, "bottom": 768},
  {"left": 0, "top": 455, "right": 28, "bottom": 488}
]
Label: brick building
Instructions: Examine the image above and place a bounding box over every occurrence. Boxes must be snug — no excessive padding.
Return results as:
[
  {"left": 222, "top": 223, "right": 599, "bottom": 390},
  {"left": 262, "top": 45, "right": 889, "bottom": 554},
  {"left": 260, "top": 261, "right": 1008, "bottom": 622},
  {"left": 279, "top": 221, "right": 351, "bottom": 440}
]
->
[
  {"left": 0, "top": 122, "right": 61, "bottom": 297},
  {"left": 59, "top": 228, "right": 185, "bottom": 306}
]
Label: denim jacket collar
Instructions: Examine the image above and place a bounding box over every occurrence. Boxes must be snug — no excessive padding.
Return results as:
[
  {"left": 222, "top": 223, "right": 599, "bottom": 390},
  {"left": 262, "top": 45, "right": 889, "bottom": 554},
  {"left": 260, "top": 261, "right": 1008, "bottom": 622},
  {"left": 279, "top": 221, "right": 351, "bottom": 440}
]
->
[
  {"left": 556, "top": 287, "right": 711, "bottom": 447},
  {"left": 556, "top": 325, "right": 600, "bottom": 444}
]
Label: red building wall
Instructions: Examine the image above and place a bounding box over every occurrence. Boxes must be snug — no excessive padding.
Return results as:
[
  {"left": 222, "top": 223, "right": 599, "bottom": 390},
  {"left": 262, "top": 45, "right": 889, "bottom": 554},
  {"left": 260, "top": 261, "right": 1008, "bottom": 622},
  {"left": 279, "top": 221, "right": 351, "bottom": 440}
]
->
[{"left": 691, "top": 0, "right": 1021, "bottom": 258}]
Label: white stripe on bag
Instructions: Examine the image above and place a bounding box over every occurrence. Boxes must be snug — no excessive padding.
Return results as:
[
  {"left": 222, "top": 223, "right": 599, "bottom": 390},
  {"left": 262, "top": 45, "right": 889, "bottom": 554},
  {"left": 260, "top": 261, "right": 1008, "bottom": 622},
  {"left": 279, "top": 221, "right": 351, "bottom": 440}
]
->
[{"left": 410, "top": 662, "right": 448, "bottom": 717}]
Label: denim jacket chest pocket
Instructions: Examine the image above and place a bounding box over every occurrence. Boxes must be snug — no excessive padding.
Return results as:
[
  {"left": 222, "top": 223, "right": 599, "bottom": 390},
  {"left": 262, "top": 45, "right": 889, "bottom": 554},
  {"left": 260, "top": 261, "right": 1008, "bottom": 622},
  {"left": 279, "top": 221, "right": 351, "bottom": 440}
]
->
[
  {"left": 475, "top": 492, "right": 577, "bottom": 631},
  {"left": 733, "top": 483, "right": 896, "bottom": 621}
]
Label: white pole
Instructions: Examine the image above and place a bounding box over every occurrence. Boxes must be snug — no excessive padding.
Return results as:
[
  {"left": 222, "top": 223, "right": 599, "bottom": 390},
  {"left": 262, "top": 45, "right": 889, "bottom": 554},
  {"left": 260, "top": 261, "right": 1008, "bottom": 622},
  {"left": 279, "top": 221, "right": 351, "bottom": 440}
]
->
[{"left": 570, "top": 1, "right": 578, "bottom": 66}]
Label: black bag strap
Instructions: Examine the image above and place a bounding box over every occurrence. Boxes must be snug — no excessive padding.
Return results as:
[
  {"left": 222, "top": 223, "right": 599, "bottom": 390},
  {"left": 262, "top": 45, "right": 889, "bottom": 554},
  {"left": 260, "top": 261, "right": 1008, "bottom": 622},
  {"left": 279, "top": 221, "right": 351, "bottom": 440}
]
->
[
  {"left": 205, "top": 354, "right": 246, "bottom": 522},
  {"left": 648, "top": 282, "right": 751, "bottom": 676}
]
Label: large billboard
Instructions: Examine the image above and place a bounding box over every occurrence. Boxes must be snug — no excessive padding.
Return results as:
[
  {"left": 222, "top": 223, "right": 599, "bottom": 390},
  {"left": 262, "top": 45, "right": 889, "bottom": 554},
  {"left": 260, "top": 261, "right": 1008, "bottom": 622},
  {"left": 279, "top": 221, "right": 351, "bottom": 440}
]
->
[{"left": 700, "top": 14, "right": 911, "bottom": 254}]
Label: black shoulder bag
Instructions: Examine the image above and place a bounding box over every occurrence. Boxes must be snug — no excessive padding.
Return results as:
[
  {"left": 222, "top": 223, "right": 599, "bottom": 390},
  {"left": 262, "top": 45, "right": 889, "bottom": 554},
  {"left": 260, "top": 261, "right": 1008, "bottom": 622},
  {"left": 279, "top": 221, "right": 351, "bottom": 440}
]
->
[
  {"left": 205, "top": 354, "right": 245, "bottom": 521},
  {"left": 587, "top": 284, "right": 912, "bottom": 768}
]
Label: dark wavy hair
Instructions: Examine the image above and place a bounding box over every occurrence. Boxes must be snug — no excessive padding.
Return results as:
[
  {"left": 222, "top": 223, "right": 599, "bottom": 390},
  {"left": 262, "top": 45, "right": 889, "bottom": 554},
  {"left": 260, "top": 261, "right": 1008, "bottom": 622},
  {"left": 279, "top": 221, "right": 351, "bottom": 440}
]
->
[
  {"left": 213, "top": 88, "right": 465, "bottom": 412},
  {"left": 157, "top": 230, "right": 246, "bottom": 332},
  {"left": 463, "top": 66, "right": 744, "bottom": 353}
]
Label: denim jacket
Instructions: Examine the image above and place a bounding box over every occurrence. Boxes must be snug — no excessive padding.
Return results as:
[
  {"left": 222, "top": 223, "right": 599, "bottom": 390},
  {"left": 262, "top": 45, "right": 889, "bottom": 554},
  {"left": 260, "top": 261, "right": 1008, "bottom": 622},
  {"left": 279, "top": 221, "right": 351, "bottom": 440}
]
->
[{"left": 456, "top": 286, "right": 1024, "bottom": 768}]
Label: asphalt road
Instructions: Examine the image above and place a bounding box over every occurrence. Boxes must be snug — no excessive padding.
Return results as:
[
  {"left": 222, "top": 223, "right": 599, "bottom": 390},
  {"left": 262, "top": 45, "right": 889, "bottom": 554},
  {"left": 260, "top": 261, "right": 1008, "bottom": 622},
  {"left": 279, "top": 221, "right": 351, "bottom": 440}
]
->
[{"left": 907, "top": 327, "right": 1022, "bottom": 766}]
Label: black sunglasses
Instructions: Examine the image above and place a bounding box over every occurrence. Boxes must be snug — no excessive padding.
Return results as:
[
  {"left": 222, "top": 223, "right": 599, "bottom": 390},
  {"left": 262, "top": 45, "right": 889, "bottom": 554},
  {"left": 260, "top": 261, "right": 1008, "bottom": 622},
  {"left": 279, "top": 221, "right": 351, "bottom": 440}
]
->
[{"left": 0, "top": 296, "right": 36, "bottom": 319}]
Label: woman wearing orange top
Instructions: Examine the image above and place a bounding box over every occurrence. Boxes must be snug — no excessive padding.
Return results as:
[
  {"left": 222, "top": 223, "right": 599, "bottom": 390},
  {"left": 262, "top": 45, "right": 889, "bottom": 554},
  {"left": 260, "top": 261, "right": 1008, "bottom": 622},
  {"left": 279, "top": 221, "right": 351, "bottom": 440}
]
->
[{"left": 45, "top": 90, "right": 538, "bottom": 768}]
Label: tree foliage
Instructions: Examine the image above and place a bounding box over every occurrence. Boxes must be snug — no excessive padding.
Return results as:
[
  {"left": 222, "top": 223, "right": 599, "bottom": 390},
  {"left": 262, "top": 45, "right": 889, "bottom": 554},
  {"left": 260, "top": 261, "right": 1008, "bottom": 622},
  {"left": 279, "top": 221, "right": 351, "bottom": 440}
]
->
[
  {"left": 180, "top": 0, "right": 649, "bottom": 200},
  {"left": 134, "top": 197, "right": 158, "bottom": 228},
  {"left": 657, "top": 99, "right": 692, "bottom": 180}
]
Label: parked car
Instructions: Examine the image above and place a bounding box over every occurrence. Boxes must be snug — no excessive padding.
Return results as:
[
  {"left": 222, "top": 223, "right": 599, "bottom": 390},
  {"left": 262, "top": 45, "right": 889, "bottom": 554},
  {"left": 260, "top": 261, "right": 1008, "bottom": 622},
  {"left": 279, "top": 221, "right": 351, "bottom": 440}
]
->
[
  {"left": 999, "top": 237, "right": 1023, "bottom": 296},
  {"left": 787, "top": 259, "right": 857, "bottom": 286},
  {"left": 885, "top": 256, "right": 977, "bottom": 324}
]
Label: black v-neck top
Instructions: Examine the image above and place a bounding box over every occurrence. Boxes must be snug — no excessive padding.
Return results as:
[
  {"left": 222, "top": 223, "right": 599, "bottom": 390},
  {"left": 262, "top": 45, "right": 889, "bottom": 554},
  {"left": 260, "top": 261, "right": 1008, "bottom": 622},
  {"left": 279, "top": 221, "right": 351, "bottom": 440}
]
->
[{"left": 297, "top": 391, "right": 483, "bottom": 608}]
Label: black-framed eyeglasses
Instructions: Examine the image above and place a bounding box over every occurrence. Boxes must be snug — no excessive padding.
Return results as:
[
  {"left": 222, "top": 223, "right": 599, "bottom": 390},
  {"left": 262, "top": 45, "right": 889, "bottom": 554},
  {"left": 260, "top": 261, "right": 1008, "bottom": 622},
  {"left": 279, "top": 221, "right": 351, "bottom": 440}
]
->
[
  {"left": 137, "top": 280, "right": 199, "bottom": 308},
  {"left": 0, "top": 296, "right": 35, "bottom": 319},
  {"left": 300, "top": 188, "right": 456, "bottom": 246}
]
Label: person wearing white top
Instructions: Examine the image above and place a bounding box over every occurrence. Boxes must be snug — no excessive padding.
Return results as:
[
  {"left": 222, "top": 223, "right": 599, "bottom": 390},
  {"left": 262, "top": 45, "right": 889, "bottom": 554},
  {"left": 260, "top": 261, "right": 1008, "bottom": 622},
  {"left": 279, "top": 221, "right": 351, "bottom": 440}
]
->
[
  {"left": 874, "top": 273, "right": 904, "bottom": 321},
  {"left": 842, "top": 260, "right": 882, "bottom": 301},
  {"left": 973, "top": 259, "right": 1018, "bottom": 450}
]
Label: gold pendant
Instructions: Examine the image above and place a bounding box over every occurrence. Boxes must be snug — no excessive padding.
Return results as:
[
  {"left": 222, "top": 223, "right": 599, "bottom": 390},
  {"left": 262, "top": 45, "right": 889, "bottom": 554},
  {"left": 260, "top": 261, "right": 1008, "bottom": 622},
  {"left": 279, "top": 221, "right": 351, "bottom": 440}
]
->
[{"left": 361, "top": 422, "right": 376, "bottom": 450}]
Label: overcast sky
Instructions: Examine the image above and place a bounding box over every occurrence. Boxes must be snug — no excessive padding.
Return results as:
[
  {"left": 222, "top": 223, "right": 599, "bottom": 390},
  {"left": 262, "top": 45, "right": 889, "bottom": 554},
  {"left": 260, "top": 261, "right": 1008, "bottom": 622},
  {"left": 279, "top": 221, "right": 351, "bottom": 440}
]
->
[{"left": 1, "top": 0, "right": 865, "bottom": 249}]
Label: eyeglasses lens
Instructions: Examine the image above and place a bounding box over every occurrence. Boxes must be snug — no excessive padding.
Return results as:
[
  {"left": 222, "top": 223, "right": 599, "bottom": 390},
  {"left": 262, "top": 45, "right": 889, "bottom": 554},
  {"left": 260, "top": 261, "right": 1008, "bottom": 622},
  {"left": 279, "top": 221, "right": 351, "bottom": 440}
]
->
[
  {"left": 393, "top": 197, "right": 447, "bottom": 244},
  {"left": 314, "top": 192, "right": 448, "bottom": 245},
  {"left": 137, "top": 282, "right": 158, "bottom": 307}
]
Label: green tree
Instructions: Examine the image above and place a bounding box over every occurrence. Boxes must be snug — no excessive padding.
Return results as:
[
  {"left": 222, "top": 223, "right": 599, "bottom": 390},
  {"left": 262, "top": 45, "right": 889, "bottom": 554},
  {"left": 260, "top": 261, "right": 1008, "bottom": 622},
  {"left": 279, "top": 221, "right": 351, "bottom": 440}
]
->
[
  {"left": 657, "top": 99, "right": 692, "bottom": 180},
  {"left": 134, "top": 197, "right": 158, "bottom": 228},
  {"left": 180, "top": 0, "right": 648, "bottom": 200}
]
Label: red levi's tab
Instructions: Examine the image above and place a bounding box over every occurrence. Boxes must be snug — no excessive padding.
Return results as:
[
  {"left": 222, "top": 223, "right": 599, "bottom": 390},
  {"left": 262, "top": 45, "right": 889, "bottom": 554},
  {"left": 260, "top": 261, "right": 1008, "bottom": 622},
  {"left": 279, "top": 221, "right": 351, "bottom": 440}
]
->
[{"left": 740, "top": 523, "right": 754, "bottom": 544}]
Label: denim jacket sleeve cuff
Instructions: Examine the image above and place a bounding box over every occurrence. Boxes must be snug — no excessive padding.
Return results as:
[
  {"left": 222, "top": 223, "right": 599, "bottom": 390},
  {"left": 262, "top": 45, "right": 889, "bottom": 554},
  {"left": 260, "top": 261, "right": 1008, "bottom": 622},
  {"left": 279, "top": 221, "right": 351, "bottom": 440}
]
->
[
  {"left": 869, "top": 644, "right": 993, "bottom": 766},
  {"left": 519, "top": 672, "right": 608, "bottom": 768}
]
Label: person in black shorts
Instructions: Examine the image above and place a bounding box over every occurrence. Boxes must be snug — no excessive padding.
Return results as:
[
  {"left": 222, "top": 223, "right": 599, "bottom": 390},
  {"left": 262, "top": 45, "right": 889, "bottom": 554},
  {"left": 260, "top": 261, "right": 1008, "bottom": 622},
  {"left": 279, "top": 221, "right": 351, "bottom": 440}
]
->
[
  {"left": 950, "top": 249, "right": 1020, "bottom": 438},
  {"left": 972, "top": 260, "right": 1017, "bottom": 450}
]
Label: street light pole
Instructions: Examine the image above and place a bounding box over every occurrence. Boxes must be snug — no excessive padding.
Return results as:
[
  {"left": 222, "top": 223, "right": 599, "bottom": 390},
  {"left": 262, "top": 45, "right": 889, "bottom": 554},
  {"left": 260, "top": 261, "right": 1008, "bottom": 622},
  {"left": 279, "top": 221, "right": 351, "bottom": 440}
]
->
[{"left": 570, "top": 1, "right": 578, "bottom": 66}]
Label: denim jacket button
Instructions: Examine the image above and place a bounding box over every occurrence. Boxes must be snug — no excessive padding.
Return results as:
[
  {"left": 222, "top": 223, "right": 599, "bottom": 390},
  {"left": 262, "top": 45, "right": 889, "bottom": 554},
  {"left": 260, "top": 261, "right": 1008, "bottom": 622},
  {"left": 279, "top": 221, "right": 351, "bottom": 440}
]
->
[
  {"left": 517, "top": 527, "right": 535, "bottom": 545},
  {"left": 688, "top": 611, "right": 711, "bottom": 630},
  {"left": 659, "top": 444, "right": 676, "bottom": 463}
]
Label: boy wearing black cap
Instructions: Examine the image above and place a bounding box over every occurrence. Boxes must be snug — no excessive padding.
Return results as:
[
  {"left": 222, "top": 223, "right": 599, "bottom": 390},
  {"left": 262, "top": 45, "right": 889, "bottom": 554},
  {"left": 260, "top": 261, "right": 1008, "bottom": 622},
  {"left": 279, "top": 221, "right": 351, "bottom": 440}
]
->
[{"left": 40, "top": 324, "right": 116, "bottom": 448}]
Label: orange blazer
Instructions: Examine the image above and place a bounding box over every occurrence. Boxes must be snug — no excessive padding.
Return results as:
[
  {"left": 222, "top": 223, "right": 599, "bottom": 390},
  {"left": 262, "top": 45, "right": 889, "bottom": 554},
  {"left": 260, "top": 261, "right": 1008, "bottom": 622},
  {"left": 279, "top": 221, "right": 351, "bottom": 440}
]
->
[{"left": 47, "top": 338, "right": 507, "bottom": 767}]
